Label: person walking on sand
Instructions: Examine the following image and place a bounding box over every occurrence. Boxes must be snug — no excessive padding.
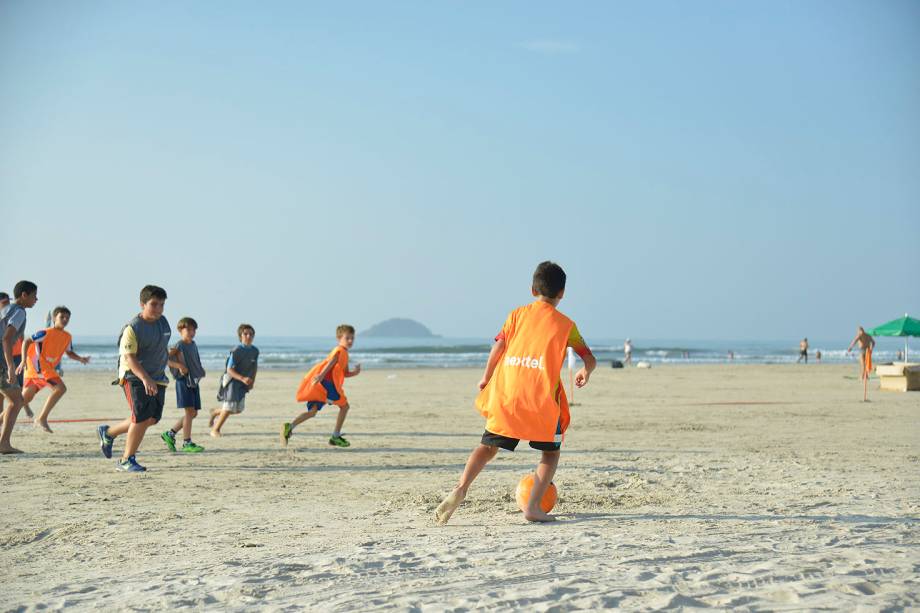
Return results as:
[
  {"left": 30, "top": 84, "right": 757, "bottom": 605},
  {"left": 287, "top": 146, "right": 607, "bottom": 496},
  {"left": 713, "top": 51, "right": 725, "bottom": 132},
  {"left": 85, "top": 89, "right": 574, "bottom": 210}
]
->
[
  {"left": 797, "top": 338, "right": 809, "bottom": 364},
  {"left": 847, "top": 326, "right": 875, "bottom": 381},
  {"left": 623, "top": 338, "right": 633, "bottom": 366}
]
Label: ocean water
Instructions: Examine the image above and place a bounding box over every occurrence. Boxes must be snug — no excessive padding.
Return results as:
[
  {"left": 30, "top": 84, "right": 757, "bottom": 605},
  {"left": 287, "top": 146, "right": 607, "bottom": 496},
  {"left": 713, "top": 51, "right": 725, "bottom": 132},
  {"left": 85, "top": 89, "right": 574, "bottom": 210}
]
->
[{"left": 61, "top": 335, "right": 912, "bottom": 372}]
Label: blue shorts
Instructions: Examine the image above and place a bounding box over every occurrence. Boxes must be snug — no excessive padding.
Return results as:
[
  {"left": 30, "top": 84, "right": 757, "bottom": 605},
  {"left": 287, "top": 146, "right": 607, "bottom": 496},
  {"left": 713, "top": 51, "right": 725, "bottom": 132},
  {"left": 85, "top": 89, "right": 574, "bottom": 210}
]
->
[
  {"left": 306, "top": 380, "right": 340, "bottom": 411},
  {"left": 176, "top": 378, "right": 202, "bottom": 411}
]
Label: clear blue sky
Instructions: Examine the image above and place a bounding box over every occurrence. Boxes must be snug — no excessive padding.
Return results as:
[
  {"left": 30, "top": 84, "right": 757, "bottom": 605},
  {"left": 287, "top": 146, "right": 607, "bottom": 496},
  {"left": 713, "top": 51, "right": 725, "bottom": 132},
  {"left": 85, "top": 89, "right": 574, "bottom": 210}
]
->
[{"left": 1, "top": 1, "right": 918, "bottom": 340}]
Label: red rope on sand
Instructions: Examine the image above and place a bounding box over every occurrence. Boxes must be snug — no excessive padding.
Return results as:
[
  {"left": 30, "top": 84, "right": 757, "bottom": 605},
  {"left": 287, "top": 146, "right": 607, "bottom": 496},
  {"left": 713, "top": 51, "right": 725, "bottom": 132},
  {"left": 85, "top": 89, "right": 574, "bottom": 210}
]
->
[{"left": 20, "top": 418, "right": 114, "bottom": 424}]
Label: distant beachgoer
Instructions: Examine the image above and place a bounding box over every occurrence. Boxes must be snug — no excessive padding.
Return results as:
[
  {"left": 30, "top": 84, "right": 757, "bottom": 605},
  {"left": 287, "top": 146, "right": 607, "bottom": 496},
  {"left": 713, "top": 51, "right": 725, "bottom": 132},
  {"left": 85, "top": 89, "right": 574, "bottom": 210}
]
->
[
  {"left": 682, "top": 350, "right": 689, "bottom": 359},
  {"left": 797, "top": 338, "right": 809, "bottom": 364},
  {"left": 896, "top": 350, "right": 904, "bottom": 362},
  {"left": 815, "top": 350, "right": 822, "bottom": 363},
  {"left": 728, "top": 351, "right": 734, "bottom": 361},
  {"left": 847, "top": 326, "right": 875, "bottom": 381},
  {"left": 624, "top": 339, "right": 633, "bottom": 366}
]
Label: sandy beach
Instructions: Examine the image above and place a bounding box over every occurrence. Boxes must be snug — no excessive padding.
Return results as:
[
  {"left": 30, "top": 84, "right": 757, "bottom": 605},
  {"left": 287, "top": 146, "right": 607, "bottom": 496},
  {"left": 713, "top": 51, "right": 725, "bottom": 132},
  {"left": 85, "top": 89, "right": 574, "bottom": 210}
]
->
[{"left": 1, "top": 364, "right": 918, "bottom": 610}]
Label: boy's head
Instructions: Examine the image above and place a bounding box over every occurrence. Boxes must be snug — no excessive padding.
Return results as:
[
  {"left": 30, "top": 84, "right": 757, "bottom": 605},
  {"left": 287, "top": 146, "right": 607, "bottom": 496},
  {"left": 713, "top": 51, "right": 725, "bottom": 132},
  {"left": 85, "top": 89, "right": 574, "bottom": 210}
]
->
[
  {"left": 139, "top": 285, "right": 167, "bottom": 321},
  {"left": 0, "top": 292, "right": 9, "bottom": 308},
  {"left": 13, "top": 280, "right": 38, "bottom": 307},
  {"left": 531, "top": 261, "right": 566, "bottom": 301},
  {"left": 238, "top": 323, "right": 255, "bottom": 345},
  {"left": 336, "top": 324, "right": 356, "bottom": 349},
  {"left": 52, "top": 306, "right": 71, "bottom": 329},
  {"left": 178, "top": 317, "right": 198, "bottom": 341}
]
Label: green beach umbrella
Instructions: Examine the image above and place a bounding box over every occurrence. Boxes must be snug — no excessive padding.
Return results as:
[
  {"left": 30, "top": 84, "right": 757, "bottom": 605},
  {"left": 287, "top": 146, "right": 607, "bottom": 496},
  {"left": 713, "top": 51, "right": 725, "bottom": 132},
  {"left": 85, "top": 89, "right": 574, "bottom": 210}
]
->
[{"left": 868, "top": 313, "right": 920, "bottom": 362}]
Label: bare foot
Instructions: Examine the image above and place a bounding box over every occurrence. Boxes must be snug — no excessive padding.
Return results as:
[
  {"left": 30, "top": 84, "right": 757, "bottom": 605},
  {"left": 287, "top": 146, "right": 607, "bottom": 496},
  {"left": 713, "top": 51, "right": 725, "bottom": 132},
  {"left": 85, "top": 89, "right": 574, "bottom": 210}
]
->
[
  {"left": 34, "top": 421, "right": 53, "bottom": 433},
  {"left": 23, "top": 405, "right": 34, "bottom": 418},
  {"left": 435, "top": 489, "right": 466, "bottom": 525},
  {"left": 208, "top": 412, "right": 216, "bottom": 428},
  {"left": 0, "top": 446, "right": 24, "bottom": 455},
  {"left": 209, "top": 429, "right": 221, "bottom": 438},
  {"left": 523, "top": 506, "right": 556, "bottom": 523}
]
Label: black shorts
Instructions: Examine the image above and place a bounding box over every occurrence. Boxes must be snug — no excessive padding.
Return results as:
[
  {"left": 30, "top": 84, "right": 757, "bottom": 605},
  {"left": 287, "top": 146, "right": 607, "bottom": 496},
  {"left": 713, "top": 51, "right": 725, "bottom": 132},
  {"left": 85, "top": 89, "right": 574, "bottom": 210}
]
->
[
  {"left": 123, "top": 380, "right": 166, "bottom": 423},
  {"left": 481, "top": 430, "right": 561, "bottom": 452}
]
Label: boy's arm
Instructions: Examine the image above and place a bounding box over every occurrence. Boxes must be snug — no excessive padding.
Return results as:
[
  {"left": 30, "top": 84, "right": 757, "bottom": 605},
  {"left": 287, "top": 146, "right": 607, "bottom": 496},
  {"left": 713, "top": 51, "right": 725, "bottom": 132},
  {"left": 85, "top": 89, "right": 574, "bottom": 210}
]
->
[
  {"left": 345, "top": 363, "right": 361, "bottom": 377},
  {"left": 2, "top": 326, "right": 18, "bottom": 380},
  {"left": 575, "top": 352, "right": 597, "bottom": 387},
  {"left": 16, "top": 337, "right": 32, "bottom": 375},
  {"left": 312, "top": 354, "right": 338, "bottom": 384},
  {"left": 478, "top": 338, "right": 506, "bottom": 390},
  {"left": 167, "top": 347, "right": 188, "bottom": 375},
  {"left": 66, "top": 349, "right": 90, "bottom": 364},
  {"left": 124, "top": 353, "right": 158, "bottom": 396}
]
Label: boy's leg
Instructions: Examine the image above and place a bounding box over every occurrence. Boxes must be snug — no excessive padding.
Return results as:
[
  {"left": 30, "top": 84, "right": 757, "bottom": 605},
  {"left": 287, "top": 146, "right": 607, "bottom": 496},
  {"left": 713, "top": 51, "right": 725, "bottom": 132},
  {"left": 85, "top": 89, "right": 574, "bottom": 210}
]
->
[
  {"left": 524, "top": 450, "right": 560, "bottom": 523},
  {"left": 0, "top": 387, "right": 25, "bottom": 454},
  {"left": 182, "top": 408, "right": 196, "bottom": 440},
  {"left": 435, "top": 444, "right": 500, "bottom": 525},
  {"left": 208, "top": 407, "right": 220, "bottom": 428},
  {"left": 210, "top": 410, "right": 231, "bottom": 436},
  {"left": 35, "top": 381, "right": 68, "bottom": 432},
  {"left": 282, "top": 407, "right": 317, "bottom": 446},
  {"left": 107, "top": 417, "right": 134, "bottom": 438},
  {"left": 332, "top": 403, "right": 349, "bottom": 435},
  {"left": 291, "top": 408, "right": 318, "bottom": 428},
  {"left": 121, "top": 417, "right": 156, "bottom": 461}
]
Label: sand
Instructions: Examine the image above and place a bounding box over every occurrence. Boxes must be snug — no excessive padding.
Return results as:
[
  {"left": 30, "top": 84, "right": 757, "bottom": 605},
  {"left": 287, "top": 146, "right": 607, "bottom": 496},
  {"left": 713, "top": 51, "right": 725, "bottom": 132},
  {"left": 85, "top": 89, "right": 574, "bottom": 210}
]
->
[{"left": 1, "top": 364, "right": 918, "bottom": 610}]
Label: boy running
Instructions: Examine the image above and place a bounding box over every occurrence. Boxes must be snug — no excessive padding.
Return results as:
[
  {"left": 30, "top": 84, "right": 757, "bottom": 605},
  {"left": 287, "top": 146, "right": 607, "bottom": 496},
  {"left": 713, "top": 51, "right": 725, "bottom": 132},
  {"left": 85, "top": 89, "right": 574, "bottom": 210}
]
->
[
  {"left": 20, "top": 306, "right": 91, "bottom": 432},
  {"left": 96, "top": 285, "right": 171, "bottom": 472},
  {"left": 209, "top": 324, "right": 259, "bottom": 437},
  {"left": 0, "top": 281, "right": 39, "bottom": 454},
  {"left": 161, "top": 317, "right": 205, "bottom": 453},
  {"left": 436, "top": 261, "right": 596, "bottom": 524},
  {"left": 283, "top": 324, "right": 361, "bottom": 448}
]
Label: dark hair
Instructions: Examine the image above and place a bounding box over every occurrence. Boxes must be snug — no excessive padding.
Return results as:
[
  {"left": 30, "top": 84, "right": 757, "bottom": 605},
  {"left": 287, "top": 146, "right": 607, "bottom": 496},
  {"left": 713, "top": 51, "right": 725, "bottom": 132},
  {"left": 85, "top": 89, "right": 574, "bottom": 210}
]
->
[
  {"left": 0, "top": 292, "right": 8, "bottom": 302},
  {"left": 139, "top": 285, "right": 167, "bottom": 303},
  {"left": 336, "top": 324, "right": 355, "bottom": 338},
  {"left": 532, "top": 261, "right": 566, "bottom": 298},
  {"left": 13, "top": 280, "right": 38, "bottom": 299},
  {"left": 52, "top": 306, "right": 71, "bottom": 318},
  {"left": 178, "top": 317, "right": 198, "bottom": 330},
  {"left": 237, "top": 323, "right": 255, "bottom": 339}
]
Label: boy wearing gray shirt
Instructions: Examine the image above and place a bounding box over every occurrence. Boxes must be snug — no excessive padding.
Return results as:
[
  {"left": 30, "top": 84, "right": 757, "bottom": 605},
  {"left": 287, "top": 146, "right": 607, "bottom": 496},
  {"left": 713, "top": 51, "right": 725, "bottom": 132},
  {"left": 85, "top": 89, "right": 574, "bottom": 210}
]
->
[
  {"left": 161, "top": 317, "right": 206, "bottom": 453},
  {"left": 209, "top": 323, "right": 259, "bottom": 437}
]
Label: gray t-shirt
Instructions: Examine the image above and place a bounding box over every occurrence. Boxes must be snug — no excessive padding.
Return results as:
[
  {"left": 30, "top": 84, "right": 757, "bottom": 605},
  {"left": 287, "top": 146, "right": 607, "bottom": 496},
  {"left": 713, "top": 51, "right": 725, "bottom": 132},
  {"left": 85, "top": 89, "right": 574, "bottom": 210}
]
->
[
  {"left": 227, "top": 344, "right": 259, "bottom": 378},
  {"left": 170, "top": 340, "right": 206, "bottom": 382},
  {"left": 0, "top": 304, "right": 27, "bottom": 342}
]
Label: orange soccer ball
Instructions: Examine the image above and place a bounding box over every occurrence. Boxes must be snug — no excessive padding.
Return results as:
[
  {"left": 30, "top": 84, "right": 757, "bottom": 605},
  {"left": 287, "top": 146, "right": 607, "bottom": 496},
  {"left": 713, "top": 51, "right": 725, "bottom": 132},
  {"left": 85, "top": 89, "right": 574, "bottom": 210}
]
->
[{"left": 515, "top": 474, "right": 558, "bottom": 513}]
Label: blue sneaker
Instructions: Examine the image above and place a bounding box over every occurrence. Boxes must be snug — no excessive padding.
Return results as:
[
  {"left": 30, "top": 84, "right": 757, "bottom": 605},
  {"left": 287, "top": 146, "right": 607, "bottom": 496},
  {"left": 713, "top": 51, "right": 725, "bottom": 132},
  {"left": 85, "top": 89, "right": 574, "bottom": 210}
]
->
[
  {"left": 115, "top": 455, "right": 146, "bottom": 472},
  {"left": 97, "top": 425, "right": 114, "bottom": 459}
]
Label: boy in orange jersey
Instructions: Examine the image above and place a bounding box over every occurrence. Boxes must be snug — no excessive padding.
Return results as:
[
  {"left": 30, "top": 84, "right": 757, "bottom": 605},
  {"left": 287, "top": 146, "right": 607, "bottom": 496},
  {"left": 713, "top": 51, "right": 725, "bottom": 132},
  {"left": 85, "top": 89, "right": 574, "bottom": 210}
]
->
[
  {"left": 20, "top": 306, "right": 90, "bottom": 432},
  {"left": 436, "top": 261, "right": 596, "bottom": 524},
  {"left": 282, "top": 324, "right": 361, "bottom": 448}
]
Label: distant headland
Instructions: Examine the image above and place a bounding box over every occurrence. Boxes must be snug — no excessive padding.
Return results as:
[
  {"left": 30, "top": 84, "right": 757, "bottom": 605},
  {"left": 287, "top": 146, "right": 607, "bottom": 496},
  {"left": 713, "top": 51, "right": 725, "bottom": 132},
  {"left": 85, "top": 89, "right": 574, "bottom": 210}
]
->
[{"left": 362, "top": 318, "right": 438, "bottom": 338}]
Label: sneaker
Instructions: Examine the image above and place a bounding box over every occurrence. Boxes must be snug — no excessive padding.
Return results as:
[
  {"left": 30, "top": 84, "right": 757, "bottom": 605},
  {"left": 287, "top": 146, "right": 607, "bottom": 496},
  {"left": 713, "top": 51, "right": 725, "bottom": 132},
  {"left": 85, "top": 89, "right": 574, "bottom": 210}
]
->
[
  {"left": 280, "top": 423, "right": 293, "bottom": 447},
  {"left": 181, "top": 441, "right": 204, "bottom": 453},
  {"left": 115, "top": 455, "right": 146, "bottom": 472},
  {"left": 97, "top": 425, "right": 114, "bottom": 459},
  {"left": 328, "top": 435, "right": 350, "bottom": 448},
  {"left": 161, "top": 430, "right": 177, "bottom": 452}
]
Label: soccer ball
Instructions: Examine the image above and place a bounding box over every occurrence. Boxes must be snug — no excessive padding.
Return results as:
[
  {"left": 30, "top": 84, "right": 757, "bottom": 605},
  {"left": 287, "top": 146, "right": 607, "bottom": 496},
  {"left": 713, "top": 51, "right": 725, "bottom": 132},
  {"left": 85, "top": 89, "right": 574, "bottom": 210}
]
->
[{"left": 515, "top": 474, "right": 558, "bottom": 513}]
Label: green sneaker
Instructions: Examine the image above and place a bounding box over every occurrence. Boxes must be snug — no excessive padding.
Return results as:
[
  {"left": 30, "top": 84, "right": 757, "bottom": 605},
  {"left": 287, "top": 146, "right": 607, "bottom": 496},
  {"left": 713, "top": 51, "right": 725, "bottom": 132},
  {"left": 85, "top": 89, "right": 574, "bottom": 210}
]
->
[
  {"left": 328, "top": 434, "right": 350, "bottom": 448},
  {"left": 281, "top": 423, "right": 293, "bottom": 447},
  {"left": 181, "top": 441, "right": 204, "bottom": 453},
  {"left": 161, "top": 430, "right": 177, "bottom": 452}
]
